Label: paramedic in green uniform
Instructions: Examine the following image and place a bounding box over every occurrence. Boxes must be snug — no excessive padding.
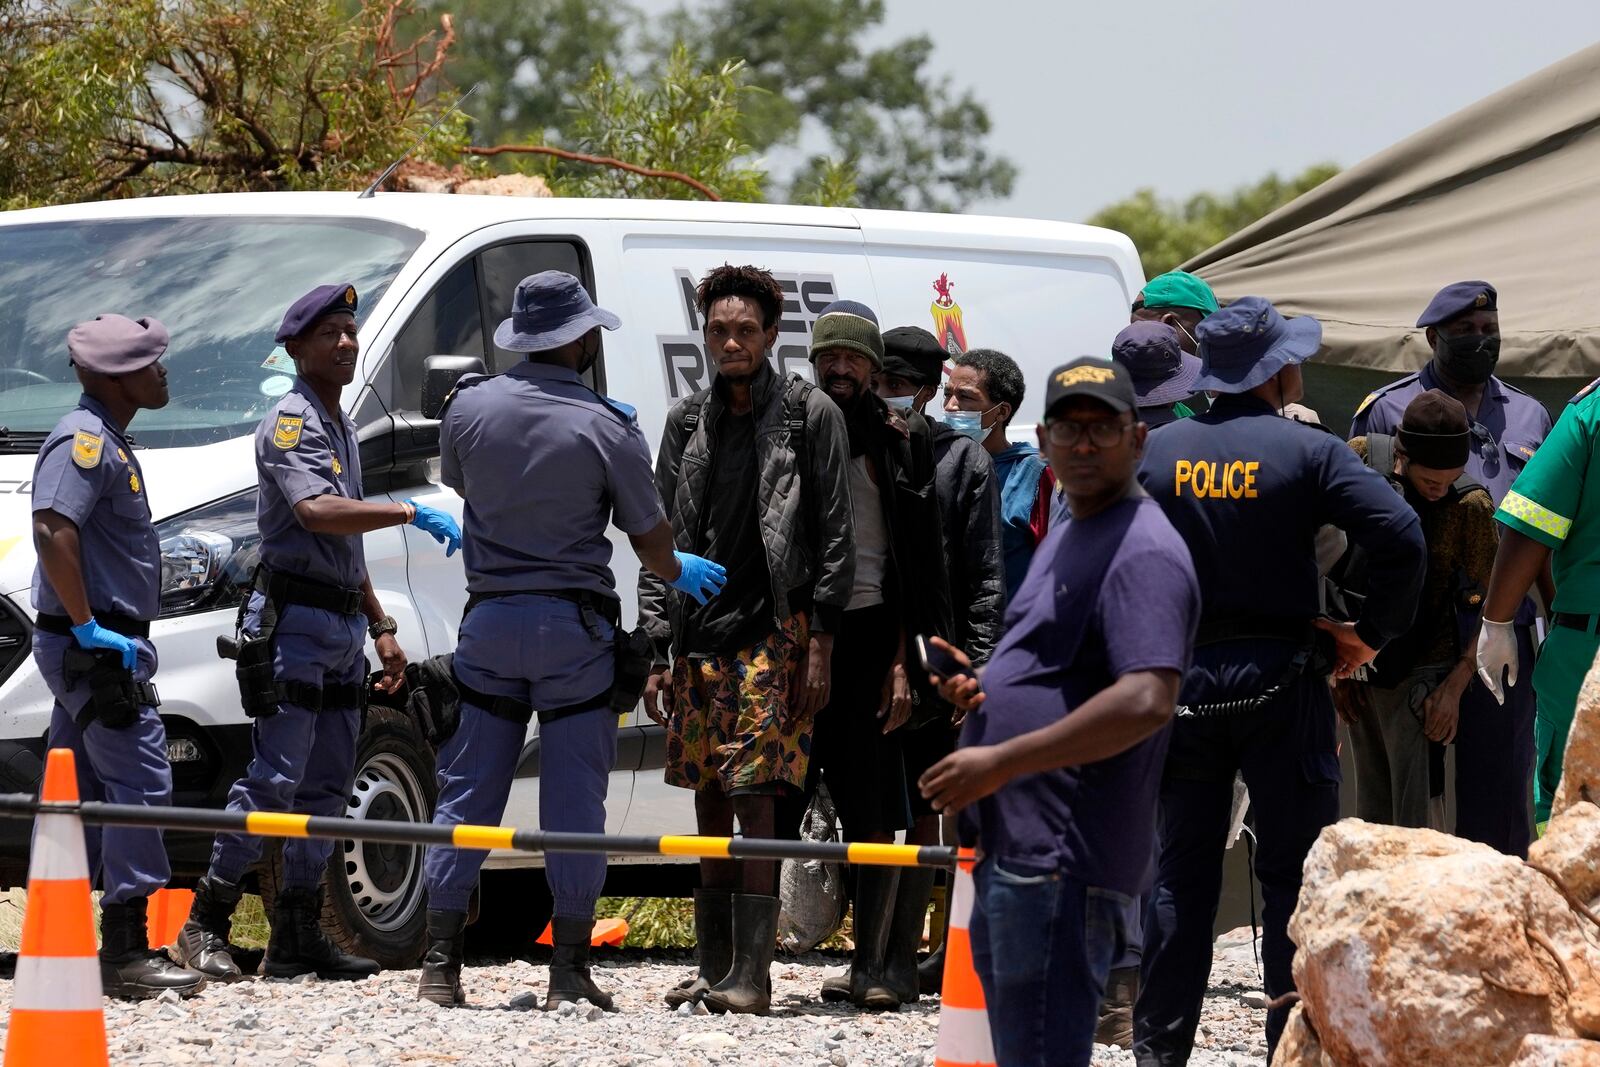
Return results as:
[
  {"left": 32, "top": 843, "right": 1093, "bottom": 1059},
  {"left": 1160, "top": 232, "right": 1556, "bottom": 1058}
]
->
[{"left": 1477, "top": 382, "right": 1600, "bottom": 829}]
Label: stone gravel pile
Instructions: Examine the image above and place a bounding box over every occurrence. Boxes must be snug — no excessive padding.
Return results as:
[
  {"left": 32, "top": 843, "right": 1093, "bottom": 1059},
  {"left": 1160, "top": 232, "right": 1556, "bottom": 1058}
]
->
[{"left": 0, "top": 943, "right": 1271, "bottom": 1066}]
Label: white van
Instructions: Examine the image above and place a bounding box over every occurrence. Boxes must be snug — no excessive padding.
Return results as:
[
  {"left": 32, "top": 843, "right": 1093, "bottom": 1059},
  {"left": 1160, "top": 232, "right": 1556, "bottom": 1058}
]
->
[{"left": 0, "top": 191, "right": 1142, "bottom": 964}]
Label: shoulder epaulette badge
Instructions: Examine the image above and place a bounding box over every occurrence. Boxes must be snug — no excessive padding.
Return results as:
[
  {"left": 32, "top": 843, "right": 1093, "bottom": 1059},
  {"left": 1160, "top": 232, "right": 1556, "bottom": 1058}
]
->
[
  {"left": 1571, "top": 377, "right": 1600, "bottom": 405},
  {"left": 71, "top": 431, "right": 103, "bottom": 469}
]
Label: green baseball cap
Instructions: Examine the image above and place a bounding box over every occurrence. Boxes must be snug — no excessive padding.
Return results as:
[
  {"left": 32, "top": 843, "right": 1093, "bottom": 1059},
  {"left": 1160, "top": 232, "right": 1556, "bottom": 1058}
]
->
[{"left": 1137, "top": 270, "right": 1220, "bottom": 316}]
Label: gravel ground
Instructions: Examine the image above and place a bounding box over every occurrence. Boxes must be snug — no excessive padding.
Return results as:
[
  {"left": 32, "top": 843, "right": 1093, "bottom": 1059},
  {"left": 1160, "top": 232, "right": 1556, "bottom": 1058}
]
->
[{"left": 0, "top": 930, "right": 1271, "bottom": 1066}]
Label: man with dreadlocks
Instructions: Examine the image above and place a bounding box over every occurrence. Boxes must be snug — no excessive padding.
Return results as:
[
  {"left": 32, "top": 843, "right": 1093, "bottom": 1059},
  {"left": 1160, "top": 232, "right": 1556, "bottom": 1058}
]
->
[{"left": 638, "top": 264, "right": 856, "bottom": 1015}]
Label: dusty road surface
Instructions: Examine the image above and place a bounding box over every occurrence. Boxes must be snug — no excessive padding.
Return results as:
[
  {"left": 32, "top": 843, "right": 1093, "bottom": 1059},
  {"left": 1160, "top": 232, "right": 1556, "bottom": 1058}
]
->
[{"left": 0, "top": 931, "right": 1273, "bottom": 1067}]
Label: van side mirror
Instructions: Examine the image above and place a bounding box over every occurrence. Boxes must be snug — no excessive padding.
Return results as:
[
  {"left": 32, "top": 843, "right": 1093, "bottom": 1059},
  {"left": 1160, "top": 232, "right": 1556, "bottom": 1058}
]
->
[{"left": 421, "top": 355, "right": 486, "bottom": 420}]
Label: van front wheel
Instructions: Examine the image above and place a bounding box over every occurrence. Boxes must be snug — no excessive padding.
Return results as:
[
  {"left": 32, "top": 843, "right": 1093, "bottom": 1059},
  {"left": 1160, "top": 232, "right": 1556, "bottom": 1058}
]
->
[{"left": 257, "top": 704, "right": 437, "bottom": 968}]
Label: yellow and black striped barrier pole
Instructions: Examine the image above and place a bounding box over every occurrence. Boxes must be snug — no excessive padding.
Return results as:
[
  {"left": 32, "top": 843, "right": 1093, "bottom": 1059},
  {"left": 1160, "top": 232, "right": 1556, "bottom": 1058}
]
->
[{"left": 0, "top": 794, "right": 955, "bottom": 869}]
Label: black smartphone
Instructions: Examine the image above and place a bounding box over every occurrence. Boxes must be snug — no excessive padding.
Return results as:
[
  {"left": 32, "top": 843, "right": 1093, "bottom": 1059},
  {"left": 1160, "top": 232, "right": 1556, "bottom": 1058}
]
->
[{"left": 914, "top": 633, "right": 964, "bottom": 681}]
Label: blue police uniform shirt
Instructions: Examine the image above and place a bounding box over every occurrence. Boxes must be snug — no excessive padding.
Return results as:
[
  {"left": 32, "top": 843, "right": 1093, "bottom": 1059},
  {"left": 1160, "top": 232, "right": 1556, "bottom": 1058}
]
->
[
  {"left": 1141, "top": 395, "right": 1426, "bottom": 703},
  {"left": 440, "top": 361, "right": 666, "bottom": 599},
  {"left": 957, "top": 494, "right": 1199, "bottom": 895},
  {"left": 1350, "top": 364, "right": 1551, "bottom": 506},
  {"left": 255, "top": 378, "right": 367, "bottom": 589},
  {"left": 30, "top": 395, "right": 161, "bottom": 620}
]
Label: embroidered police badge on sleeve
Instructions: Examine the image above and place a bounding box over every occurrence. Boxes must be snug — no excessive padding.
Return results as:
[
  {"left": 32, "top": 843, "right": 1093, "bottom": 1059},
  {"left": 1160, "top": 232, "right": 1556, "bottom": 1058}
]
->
[
  {"left": 71, "top": 431, "right": 103, "bottom": 469},
  {"left": 273, "top": 415, "right": 304, "bottom": 450}
]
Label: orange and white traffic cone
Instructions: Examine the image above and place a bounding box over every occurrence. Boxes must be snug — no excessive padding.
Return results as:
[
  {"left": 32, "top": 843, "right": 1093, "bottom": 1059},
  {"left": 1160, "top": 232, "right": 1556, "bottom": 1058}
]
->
[
  {"left": 147, "top": 888, "right": 194, "bottom": 950},
  {"left": 4, "top": 748, "right": 108, "bottom": 1067},
  {"left": 933, "top": 850, "right": 995, "bottom": 1067}
]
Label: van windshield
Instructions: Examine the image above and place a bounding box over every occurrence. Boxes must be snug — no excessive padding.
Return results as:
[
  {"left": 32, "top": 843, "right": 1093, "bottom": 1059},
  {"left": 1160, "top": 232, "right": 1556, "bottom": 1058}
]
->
[{"left": 0, "top": 215, "right": 422, "bottom": 449}]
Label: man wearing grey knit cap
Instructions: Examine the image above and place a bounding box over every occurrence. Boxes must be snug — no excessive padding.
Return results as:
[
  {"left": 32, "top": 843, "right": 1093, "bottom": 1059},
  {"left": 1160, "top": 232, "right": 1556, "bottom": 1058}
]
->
[{"left": 783, "top": 300, "right": 952, "bottom": 1011}]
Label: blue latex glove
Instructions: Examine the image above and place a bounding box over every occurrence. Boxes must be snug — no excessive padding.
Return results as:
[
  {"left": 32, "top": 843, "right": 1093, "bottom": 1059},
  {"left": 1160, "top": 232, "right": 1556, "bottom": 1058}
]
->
[
  {"left": 668, "top": 551, "right": 727, "bottom": 606},
  {"left": 70, "top": 618, "right": 138, "bottom": 671},
  {"left": 405, "top": 500, "right": 462, "bottom": 557}
]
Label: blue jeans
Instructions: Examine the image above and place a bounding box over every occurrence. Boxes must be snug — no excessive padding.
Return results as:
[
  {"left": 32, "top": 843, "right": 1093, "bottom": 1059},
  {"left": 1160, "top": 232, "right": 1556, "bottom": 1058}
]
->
[{"left": 971, "top": 858, "right": 1131, "bottom": 1067}]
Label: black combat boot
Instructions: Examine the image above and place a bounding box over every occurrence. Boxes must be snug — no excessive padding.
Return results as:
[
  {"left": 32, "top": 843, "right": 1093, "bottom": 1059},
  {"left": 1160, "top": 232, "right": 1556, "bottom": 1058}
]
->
[
  {"left": 883, "top": 867, "right": 936, "bottom": 1005},
  {"left": 847, "top": 866, "right": 901, "bottom": 1011},
  {"left": 100, "top": 897, "right": 206, "bottom": 1000},
  {"left": 542, "top": 916, "right": 615, "bottom": 1012},
  {"left": 664, "top": 888, "right": 733, "bottom": 1009},
  {"left": 702, "top": 893, "right": 780, "bottom": 1015},
  {"left": 417, "top": 910, "right": 467, "bottom": 1006},
  {"left": 263, "top": 887, "right": 379, "bottom": 980},
  {"left": 173, "top": 875, "right": 246, "bottom": 981},
  {"left": 917, "top": 941, "right": 946, "bottom": 995}
]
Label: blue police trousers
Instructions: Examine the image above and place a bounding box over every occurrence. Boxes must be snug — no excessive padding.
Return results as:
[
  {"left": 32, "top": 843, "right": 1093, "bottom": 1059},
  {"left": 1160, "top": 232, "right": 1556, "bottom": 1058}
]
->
[
  {"left": 1453, "top": 626, "right": 1535, "bottom": 856},
  {"left": 1134, "top": 673, "right": 1340, "bottom": 1066},
  {"left": 424, "top": 595, "right": 616, "bottom": 919},
  {"left": 34, "top": 631, "right": 172, "bottom": 905},
  {"left": 210, "top": 596, "right": 364, "bottom": 890}
]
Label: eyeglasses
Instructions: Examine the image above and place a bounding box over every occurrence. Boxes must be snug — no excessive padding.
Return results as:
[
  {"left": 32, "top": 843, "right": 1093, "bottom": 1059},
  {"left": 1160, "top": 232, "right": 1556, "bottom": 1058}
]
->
[{"left": 1044, "top": 418, "right": 1132, "bottom": 448}]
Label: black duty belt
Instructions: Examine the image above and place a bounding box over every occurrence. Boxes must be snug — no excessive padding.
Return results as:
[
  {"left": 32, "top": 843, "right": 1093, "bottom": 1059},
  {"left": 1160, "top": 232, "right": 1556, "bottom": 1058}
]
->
[
  {"left": 464, "top": 588, "right": 621, "bottom": 628},
  {"left": 1195, "top": 616, "right": 1315, "bottom": 648},
  {"left": 1554, "top": 612, "right": 1600, "bottom": 635},
  {"left": 35, "top": 612, "right": 151, "bottom": 638},
  {"left": 255, "top": 568, "right": 363, "bottom": 616}
]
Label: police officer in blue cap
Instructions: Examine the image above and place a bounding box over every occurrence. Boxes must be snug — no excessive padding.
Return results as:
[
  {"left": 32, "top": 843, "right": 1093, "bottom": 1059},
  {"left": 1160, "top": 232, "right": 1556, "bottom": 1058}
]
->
[
  {"left": 1134, "top": 297, "right": 1426, "bottom": 1064},
  {"left": 417, "top": 271, "right": 725, "bottom": 1011},
  {"left": 1350, "top": 281, "right": 1548, "bottom": 856},
  {"left": 31, "top": 314, "right": 208, "bottom": 999},
  {"left": 177, "top": 284, "right": 462, "bottom": 982}
]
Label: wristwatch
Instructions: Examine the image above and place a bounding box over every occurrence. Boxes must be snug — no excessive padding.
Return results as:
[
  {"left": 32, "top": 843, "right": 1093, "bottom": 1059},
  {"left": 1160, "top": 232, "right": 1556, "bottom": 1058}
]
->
[{"left": 368, "top": 615, "right": 399, "bottom": 640}]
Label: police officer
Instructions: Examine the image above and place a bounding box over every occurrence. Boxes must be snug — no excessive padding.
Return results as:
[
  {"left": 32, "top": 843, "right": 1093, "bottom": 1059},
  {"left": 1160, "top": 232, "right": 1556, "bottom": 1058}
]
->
[
  {"left": 417, "top": 272, "right": 725, "bottom": 1011},
  {"left": 1134, "top": 297, "right": 1426, "bottom": 1065},
  {"left": 1351, "top": 281, "right": 1548, "bottom": 856},
  {"left": 177, "top": 284, "right": 461, "bottom": 982},
  {"left": 31, "top": 314, "right": 208, "bottom": 999}
]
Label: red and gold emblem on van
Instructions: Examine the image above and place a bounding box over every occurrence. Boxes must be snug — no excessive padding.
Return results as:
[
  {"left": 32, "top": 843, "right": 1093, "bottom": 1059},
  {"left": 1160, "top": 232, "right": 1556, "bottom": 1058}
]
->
[{"left": 930, "top": 272, "right": 968, "bottom": 356}]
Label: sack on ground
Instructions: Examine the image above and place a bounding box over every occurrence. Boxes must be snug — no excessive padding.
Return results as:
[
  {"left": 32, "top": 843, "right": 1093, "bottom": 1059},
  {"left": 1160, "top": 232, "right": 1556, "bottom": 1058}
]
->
[{"left": 777, "top": 783, "right": 847, "bottom": 953}]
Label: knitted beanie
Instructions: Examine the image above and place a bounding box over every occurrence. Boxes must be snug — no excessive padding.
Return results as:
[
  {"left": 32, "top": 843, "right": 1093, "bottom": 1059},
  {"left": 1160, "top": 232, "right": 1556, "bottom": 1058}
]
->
[{"left": 809, "top": 300, "right": 884, "bottom": 369}]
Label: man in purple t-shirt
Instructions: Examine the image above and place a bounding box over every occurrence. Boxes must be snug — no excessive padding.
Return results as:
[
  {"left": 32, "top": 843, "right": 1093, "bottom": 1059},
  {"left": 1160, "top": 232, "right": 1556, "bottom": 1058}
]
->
[{"left": 920, "top": 358, "right": 1200, "bottom": 1067}]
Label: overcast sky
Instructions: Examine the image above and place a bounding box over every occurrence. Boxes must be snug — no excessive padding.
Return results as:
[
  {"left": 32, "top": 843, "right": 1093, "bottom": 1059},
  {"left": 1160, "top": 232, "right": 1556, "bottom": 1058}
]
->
[{"left": 646, "top": 0, "right": 1600, "bottom": 222}]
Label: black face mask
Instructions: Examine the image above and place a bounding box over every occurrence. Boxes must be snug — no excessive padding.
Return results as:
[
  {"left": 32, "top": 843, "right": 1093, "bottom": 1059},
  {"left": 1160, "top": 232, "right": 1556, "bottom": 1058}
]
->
[
  {"left": 1435, "top": 332, "right": 1500, "bottom": 385},
  {"left": 577, "top": 331, "right": 602, "bottom": 376}
]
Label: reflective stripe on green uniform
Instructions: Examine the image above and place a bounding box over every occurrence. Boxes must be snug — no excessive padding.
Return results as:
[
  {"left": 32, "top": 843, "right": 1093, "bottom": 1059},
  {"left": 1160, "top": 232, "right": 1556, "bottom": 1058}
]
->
[{"left": 1497, "top": 391, "right": 1600, "bottom": 824}]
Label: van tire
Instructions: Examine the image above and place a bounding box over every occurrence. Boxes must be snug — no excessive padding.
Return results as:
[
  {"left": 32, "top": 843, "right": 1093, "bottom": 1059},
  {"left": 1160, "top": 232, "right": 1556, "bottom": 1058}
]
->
[{"left": 257, "top": 704, "right": 437, "bottom": 968}]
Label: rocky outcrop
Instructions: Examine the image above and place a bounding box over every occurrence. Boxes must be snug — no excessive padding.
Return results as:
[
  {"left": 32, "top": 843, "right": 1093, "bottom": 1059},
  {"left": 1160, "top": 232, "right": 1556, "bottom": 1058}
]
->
[{"left": 1511, "top": 1035, "right": 1600, "bottom": 1066}]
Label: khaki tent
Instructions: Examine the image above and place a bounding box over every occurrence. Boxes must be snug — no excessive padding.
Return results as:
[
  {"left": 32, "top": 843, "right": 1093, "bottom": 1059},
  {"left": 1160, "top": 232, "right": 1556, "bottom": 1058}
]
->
[{"left": 1184, "top": 43, "right": 1600, "bottom": 379}]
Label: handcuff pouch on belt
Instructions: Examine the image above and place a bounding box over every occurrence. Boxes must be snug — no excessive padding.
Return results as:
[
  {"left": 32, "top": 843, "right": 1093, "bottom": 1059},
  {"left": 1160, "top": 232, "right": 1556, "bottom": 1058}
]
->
[
  {"left": 1175, "top": 617, "right": 1323, "bottom": 721},
  {"left": 62, "top": 647, "right": 158, "bottom": 730},
  {"left": 405, "top": 654, "right": 461, "bottom": 745},
  {"left": 216, "top": 565, "right": 364, "bottom": 718}
]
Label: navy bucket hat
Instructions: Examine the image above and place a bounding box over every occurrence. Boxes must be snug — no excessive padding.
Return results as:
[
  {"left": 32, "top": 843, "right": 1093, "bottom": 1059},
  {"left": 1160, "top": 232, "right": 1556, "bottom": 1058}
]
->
[
  {"left": 1111, "top": 322, "right": 1201, "bottom": 407},
  {"left": 1192, "top": 297, "right": 1322, "bottom": 394},
  {"left": 494, "top": 271, "right": 621, "bottom": 352}
]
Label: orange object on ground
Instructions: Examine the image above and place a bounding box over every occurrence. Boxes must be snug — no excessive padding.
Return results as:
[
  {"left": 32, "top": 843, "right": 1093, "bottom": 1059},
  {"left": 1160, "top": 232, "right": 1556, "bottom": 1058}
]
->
[
  {"left": 5, "top": 748, "right": 109, "bottom": 1067},
  {"left": 147, "top": 888, "right": 194, "bottom": 949},
  {"left": 535, "top": 917, "right": 630, "bottom": 947},
  {"left": 933, "top": 850, "right": 995, "bottom": 1067}
]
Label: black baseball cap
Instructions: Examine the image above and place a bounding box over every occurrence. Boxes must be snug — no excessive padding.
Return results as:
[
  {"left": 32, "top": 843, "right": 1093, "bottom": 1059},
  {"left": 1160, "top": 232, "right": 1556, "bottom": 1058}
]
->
[{"left": 1043, "top": 357, "right": 1137, "bottom": 419}]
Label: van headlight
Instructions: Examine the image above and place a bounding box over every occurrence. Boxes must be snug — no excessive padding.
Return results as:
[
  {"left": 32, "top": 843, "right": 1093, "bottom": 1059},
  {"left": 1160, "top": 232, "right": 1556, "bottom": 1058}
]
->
[{"left": 157, "top": 489, "right": 261, "bottom": 617}]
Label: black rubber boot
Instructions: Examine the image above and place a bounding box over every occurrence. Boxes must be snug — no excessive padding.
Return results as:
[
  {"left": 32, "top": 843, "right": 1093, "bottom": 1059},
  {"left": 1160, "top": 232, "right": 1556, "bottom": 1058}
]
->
[
  {"left": 702, "top": 893, "right": 780, "bottom": 1015},
  {"left": 100, "top": 897, "right": 206, "bottom": 1000},
  {"left": 174, "top": 875, "right": 246, "bottom": 982},
  {"left": 883, "top": 867, "right": 935, "bottom": 1005},
  {"left": 263, "top": 887, "right": 379, "bottom": 980},
  {"left": 543, "top": 916, "right": 615, "bottom": 1012},
  {"left": 417, "top": 910, "right": 467, "bottom": 1006},
  {"left": 848, "top": 866, "right": 901, "bottom": 1011},
  {"left": 664, "top": 888, "right": 733, "bottom": 1009},
  {"left": 917, "top": 941, "right": 946, "bottom": 995}
]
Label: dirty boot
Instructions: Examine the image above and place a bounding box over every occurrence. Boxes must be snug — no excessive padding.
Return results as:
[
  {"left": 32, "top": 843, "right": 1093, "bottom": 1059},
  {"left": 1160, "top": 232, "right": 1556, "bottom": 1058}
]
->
[
  {"left": 702, "top": 893, "right": 779, "bottom": 1015},
  {"left": 543, "top": 916, "right": 615, "bottom": 1012},
  {"left": 417, "top": 909, "right": 467, "bottom": 1006},
  {"left": 1096, "top": 965, "right": 1138, "bottom": 1049},
  {"left": 100, "top": 896, "right": 206, "bottom": 1000},
  {"left": 174, "top": 874, "right": 246, "bottom": 982},
  {"left": 263, "top": 887, "right": 379, "bottom": 980},
  {"left": 848, "top": 866, "right": 901, "bottom": 1011},
  {"left": 664, "top": 888, "right": 733, "bottom": 1009},
  {"left": 883, "top": 867, "right": 935, "bottom": 1005},
  {"left": 917, "top": 942, "right": 945, "bottom": 995}
]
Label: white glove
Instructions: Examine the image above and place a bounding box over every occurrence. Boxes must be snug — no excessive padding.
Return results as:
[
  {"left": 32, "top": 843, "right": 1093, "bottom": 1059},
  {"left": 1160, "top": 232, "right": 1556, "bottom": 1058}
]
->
[{"left": 1475, "top": 618, "right": 1518, "bottom": 706}]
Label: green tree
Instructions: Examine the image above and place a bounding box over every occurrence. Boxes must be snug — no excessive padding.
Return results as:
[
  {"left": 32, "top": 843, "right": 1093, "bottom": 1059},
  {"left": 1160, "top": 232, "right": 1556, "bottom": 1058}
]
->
[
  {"left": 0, "top": 0, "right": 467, "bottom": 209},
  {"left": 1090, "top": 163, "right": 1341, "bottom": 278}
]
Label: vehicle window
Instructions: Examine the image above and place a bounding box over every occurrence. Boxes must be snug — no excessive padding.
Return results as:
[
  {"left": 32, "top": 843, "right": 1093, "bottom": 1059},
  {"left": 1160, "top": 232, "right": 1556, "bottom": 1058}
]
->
[
  {"left": 390, "top": 258, "right": 485, "bottom": 411},
  {"left": 477, "top": 241, "right": 589, "bottom": 377},
  {"left": 0, "top": 216, "right": 421, "bottom": 449}
]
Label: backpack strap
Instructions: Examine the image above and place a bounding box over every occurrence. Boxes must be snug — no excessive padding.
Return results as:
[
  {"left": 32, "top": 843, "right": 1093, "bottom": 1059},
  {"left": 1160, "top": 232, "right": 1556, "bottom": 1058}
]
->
[
  {"left": 1366, "top": 432, "right": 1397, "bottom": 480},
  {"left": 679, "top": 391, "right": 709, "bottom": 435}
]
